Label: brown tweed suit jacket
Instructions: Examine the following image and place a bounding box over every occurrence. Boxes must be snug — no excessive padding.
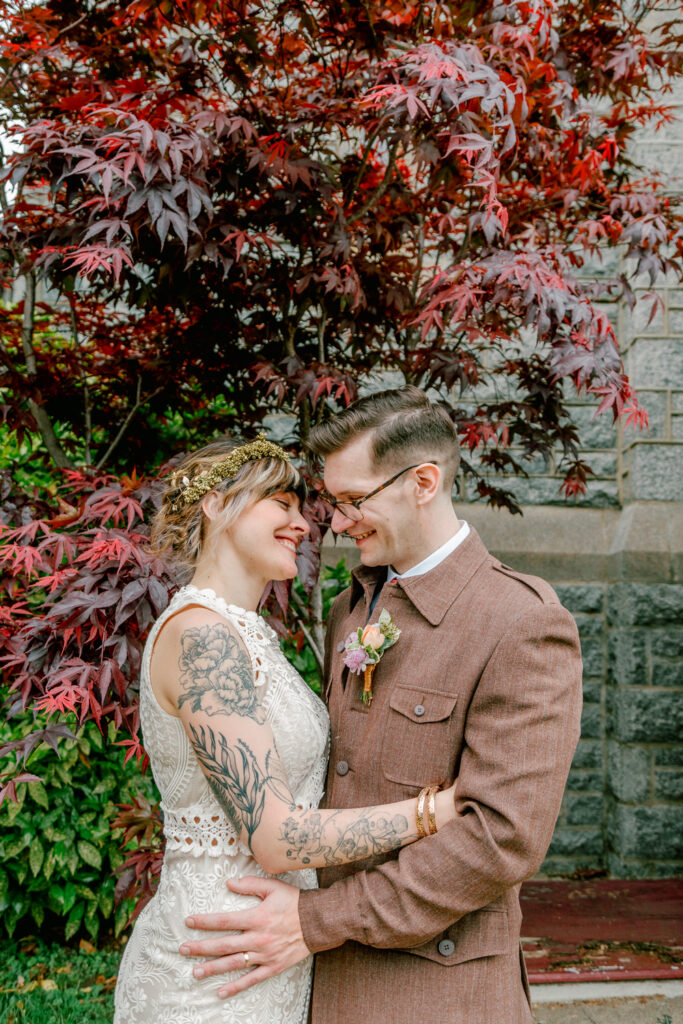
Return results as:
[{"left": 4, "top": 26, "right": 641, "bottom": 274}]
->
[{"left": 298, "top": 527, "right": 582, "bottom": 1024}]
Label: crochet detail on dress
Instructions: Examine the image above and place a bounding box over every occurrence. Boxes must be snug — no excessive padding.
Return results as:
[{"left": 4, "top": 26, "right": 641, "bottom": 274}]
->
[{"left": 162, "top": 803, "right": 248, "bottom": 858}]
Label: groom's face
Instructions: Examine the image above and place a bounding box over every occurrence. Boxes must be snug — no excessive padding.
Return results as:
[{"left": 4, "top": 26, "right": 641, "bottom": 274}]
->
[{"left": 323, "top": 435, "right": 417, "bottom": 569}]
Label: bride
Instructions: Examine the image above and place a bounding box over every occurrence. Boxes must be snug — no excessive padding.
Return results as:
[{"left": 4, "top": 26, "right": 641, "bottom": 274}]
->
[{"left": 114, "top": 435, "right": 456, "bottom": 1024}]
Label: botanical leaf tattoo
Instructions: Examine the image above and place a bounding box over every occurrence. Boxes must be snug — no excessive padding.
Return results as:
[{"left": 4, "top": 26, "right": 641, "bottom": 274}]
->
[
  {"left": 189, "top": 723, "right": 268, "bottom": 846},
  {"left": 178, "top": 623, "right": 264, "bottom": 722}
]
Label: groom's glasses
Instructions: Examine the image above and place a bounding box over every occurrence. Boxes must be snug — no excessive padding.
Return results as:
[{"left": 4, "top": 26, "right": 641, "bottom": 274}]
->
[{"left": 320, "top": 463, "right": 430, "bottom": 523}]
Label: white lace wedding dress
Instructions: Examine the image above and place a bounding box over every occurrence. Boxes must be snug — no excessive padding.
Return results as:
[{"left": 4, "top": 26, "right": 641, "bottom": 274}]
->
[{"left": 114, "top": 585, "right": 330, "bottom": 1024}]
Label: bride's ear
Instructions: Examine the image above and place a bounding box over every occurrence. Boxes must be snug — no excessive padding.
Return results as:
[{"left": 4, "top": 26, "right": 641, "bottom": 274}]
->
[{"left": 201, "top": 490, "right": 224, "bottom": 521}]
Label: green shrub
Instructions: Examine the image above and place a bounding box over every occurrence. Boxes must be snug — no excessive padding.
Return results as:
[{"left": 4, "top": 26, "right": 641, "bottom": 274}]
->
[{"left": 0, "top": 718, "right": 159, "bottom": 941}]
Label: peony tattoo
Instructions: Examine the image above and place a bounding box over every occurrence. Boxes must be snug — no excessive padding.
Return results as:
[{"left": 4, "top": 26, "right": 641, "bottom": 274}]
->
[
  {"left": 343, "top": 609, "right": 400, "bottom": 706},
  {"left": 178, "top": 623, "right": 264, "bottom": 721}
]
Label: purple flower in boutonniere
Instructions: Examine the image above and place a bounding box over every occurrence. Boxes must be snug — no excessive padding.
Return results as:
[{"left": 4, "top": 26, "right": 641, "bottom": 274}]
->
[{"left": 343, "top": 609, "right": 400, "bottom": 706}]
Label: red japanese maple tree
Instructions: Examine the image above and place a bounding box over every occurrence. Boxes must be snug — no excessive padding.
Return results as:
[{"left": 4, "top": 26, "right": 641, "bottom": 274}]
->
[{"left": 1, "top": 0, "right": 682, "bottom": 914}]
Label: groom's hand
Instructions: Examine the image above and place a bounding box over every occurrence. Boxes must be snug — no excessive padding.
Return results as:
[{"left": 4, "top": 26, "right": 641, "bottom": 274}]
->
[{"left": 179, "top": 875, "right": 310, "bottom": 998}]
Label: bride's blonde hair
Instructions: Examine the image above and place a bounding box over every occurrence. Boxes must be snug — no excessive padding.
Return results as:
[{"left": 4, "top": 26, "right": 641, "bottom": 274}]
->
[{"left": 151, "top": 435, "right": 306, "bottom": 578}]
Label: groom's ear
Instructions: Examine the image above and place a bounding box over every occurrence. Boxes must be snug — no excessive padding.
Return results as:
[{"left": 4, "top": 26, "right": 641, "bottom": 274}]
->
[{"left": 412, "top": 463, "right": 441, "bottom": 505}]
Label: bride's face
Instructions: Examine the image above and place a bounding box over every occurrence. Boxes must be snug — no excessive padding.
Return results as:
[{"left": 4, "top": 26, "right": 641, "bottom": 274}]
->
[{"left": 216, "top": 490, "right": 310, "bottom": 582}]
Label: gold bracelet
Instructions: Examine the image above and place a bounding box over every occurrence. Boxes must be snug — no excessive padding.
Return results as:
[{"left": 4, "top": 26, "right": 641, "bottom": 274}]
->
[
  {"left": 427, "top": 785, "right": 438, "bottom": 835},
  {"left": 416, "top": 786, "right": 429, "bottom": 839}
]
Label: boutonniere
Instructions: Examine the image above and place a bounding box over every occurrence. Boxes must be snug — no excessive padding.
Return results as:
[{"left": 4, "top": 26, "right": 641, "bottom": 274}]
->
[{"left": 343, "top": 609, "right": 401, "bottom": 706}]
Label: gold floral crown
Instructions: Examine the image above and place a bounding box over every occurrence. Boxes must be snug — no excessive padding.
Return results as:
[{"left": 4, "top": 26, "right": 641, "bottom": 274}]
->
[{"left": 169, "top": 434, "right": 291, "bottom": 511}]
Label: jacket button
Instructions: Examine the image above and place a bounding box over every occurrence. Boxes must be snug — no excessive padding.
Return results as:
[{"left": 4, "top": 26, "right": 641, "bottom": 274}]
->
[
  {"left": 437, "top": 939, "right": 455, "bottom": 957},
  {"left": 414, "top": 704, "right": 425, "bottom": 717},
  {"left": 336, "top": 760, "right": 349, "bottom": 776}
]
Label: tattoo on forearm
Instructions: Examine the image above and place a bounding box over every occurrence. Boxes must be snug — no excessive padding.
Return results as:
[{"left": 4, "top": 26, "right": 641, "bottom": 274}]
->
[
  {"left": 189, "top": 723, "right": 294, "bottom": 849},
  {"left": 178, "top": 624, "right": 264, "bottom": 722},
  {"left": 190, "top": 724, "right": 268, "bottom": 846},
  {"left": 279, "top": 809, "right": 410, "bottom": 867}
]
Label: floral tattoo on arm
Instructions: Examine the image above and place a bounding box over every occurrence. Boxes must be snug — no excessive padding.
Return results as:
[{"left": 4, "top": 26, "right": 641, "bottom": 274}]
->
[{"left": 178, "top": 623, "right": 265, "bottom": 722}]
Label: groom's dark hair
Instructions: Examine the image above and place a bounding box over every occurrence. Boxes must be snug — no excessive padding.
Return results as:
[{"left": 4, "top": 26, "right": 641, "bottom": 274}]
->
[{"left": 307, "top": 386, "right": 461, "bottom": 490}]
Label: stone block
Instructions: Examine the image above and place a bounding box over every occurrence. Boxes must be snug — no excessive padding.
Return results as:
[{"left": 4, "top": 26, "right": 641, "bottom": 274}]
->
[
  {"left": 580, "top": 637, "right": 604, "bottom": 678},
  {"left": 542, "top": 856, "right": 604, "bottom": 875},
  {"left": 611, "top": 689, "right": 683, "bottom": 743},
  {"left": 629, "top": 295, "right": 666, "bottom": 335},
  {"left": 670, "top": 289, "right": 683, "bottom": 308},
  {"left": 607, "top": 583, "right": 683, "bottom": 627},
  {"left": 649, "top": 628, "right": 683, "bottom": 659},
  {"left": 627, "top": 444, "right": 683, "bottom": 502},
  {"left": 629, "top": 338, "right": 683, "bottom": 389},
  {"left": 607, "top": 630, "right": 647, "bottom": 686},
  {"left": 565, "top": 795, "right": 604, "bottom": 826},
  {"left": 606, "top": 742, "right": 651, "bottom": 802},
  {"left": 582, "top": 679, "right": 602, "bottom": 704},
  {"left": 569, "top": 404, "right": 617, "bottom": 449},
  {"left": 654, "top": 769, "right": 683, "bottom": 801},
  {"left": 548, "top": 827, "right": 604, "bottom": 858},
  {"left": 554, "top": 585, "right": 605, "bottom": 615},
  {"left": 654, "top": 746, "right": 683, "bottom": 767},
  {"left": 571, "top": 740, "right": 602, "bottom": 770},
  {"left": 669, "top": 308, "right": 683, "bottom": 333},
  {"left": 584, "top": 451, "right": 618, "bottom": 479},
  {"left": 629, "top": 390, "right": 668, "bottom": 439},
  {"left": 673, "top": 415, "right": 683, "bottom": 441},
  {"left": 608, "top": 805, "right": 683, "bottom": 860},
  {"left": 581, "top": 702, "right": 603, "bottom": 739},
  {"left": 651, "top": 659, "right": 683, "bottom": 688},
  {"left": 567, "top": 768, "right": 603, "bottom": 792},
  {"left": 607, "top": 853, "right": 683, "bottom": 879},
  {"left": 573, "top": 614, "right": 604, "bottom": 638}
]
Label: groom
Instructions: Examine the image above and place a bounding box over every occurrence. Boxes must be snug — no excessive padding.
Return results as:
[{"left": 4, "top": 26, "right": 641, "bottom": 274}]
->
[{"left": 181, "top": 386, "right": 583, "bottom": 1023}]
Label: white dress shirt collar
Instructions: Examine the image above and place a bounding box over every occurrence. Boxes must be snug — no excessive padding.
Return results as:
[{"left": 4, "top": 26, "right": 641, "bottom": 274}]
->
[{"left": 387, "top": 520, "right": 470, "bottom": 581}]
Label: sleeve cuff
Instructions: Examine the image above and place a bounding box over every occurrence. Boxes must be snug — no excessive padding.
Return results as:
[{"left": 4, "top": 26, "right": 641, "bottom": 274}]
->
[{"left": 298, "top": 878, "right": 365, "bottom": 954}]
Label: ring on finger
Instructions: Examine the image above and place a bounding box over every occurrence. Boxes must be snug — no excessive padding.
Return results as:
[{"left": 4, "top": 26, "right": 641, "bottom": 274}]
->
[{"left": 242, "top": 952, "right": 250, "bottom": 969}]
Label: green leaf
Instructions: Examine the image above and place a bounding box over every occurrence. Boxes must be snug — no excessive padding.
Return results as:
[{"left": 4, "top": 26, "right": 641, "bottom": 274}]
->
[
  {"left": 32, "top": 902, "right": 45, "bottom": 928},
  {"left": 99, "top": 889, "right": 113, "bottom": 918},
  {"left": 63, "top": 881, "right": 77, "bottom": 913},
  {"left": 66, "top": 844, "right": 79, "bottom": 873},
  {"left": 4, "top": 798, "right": 24, "bottom": 824},
  {"left": 64, "top": 900, "right": 84, "bottom": 941},
  {"left": 28, "top": 780, "right": 49, "bottom": 808},
  {"left": 77, "top": 840, "right": 102, "bottom": 869},
  {"left": 114, "top": 902, "right": 129, "bottom": 937},
  {"left": 43, "top": 849, "right": 55, "bottom": 880},
  {"left": 84, "top": 900, "right": 100, "bottom": 939},
  {"left": 49, "top": 883, "right": 64, "bottom": 911},
  {"left": 29, "top": 840, "right": 44, "bottom": 877}
]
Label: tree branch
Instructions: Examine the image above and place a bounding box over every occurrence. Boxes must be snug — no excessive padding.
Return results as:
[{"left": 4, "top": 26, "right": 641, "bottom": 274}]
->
[
  {"left": 20, "top": 272, "right": 73, "bottom": 470},
  {"left": 347, "top": 141, "right": 399, "bottom": 225},
  {"left": 70, "top": 302, "right": 92, "bottom": 467},
  {"left": 94, "top": 378, "right": 161, "bottom": 471}
]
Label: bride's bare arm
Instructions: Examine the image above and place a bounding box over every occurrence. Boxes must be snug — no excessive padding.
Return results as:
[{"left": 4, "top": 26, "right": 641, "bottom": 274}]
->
[{"left": 161, "top": 609, "right": 455, "bottom": 875}]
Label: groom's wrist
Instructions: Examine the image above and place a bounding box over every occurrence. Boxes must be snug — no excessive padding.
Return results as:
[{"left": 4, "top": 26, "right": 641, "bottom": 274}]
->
[{"left": 298, "top": 882, "right": 363, "bottom": 953}]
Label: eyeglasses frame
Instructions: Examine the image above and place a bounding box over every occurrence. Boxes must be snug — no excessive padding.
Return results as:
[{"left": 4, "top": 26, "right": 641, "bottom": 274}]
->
[{"left": 320, "top": 462, "right": 435, "bottom": 522}]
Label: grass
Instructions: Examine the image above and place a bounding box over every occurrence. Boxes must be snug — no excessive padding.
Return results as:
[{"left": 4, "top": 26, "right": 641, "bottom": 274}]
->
[{"left": 0, "top": 936, "right": 123, "bottom": 1024}]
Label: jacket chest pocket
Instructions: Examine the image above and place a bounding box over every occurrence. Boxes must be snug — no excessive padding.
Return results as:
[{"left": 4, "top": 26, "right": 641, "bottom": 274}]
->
[{"left": 381, "top": 685, "right": 460, "bottom": 788}]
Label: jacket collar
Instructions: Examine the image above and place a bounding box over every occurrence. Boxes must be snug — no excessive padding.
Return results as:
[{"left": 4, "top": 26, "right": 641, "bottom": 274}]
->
[{"left": 349, "top": 527, "right": 490, "bottom": 626}]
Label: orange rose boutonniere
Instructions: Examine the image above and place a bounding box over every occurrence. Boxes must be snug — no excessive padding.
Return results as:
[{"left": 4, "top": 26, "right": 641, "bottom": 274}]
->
[{"left": 343, "top": 609, "right": 400, "bottom": 706}]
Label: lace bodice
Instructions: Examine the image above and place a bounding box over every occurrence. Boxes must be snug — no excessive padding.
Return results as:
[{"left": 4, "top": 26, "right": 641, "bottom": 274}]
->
[
  {"left": 140, "top": 584, "right": 329, "bottom": 857},
  {"left": 114, "top": 585, "right": 330, "bottom": 1024}
]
